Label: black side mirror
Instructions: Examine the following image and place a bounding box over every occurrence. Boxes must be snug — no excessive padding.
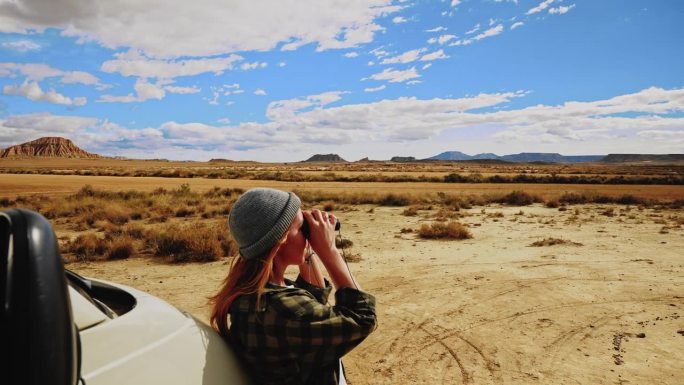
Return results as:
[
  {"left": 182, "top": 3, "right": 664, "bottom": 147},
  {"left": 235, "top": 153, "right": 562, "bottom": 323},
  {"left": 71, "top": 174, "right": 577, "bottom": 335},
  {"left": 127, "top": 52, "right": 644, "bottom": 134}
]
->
[{"left": 1, "top": 209, "right": 79, "bottom": 385}]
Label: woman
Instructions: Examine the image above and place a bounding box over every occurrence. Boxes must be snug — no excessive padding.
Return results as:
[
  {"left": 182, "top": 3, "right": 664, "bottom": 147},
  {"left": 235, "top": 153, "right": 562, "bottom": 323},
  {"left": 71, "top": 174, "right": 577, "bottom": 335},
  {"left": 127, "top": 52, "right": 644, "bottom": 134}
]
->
[{"left": 211, "top": 188, "right": 377, "bottom": 385}]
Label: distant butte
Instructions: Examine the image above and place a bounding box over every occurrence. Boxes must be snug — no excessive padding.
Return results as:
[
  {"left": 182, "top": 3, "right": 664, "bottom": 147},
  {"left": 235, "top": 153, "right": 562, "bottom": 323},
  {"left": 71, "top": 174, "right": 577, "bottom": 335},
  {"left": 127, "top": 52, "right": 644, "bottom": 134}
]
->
[
  {"left": 303, "top": 154, "right": 347, "bottom": 162},
  {"left": 0, "top": 137, "right": 101, "bottom": 159}
]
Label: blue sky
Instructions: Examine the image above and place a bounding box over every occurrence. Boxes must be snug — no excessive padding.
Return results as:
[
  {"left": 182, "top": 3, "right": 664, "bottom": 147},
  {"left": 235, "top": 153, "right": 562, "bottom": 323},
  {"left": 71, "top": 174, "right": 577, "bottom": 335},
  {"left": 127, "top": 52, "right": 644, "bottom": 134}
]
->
[{"left": 0, "top": 0, "right": 682, "bottom": 161}]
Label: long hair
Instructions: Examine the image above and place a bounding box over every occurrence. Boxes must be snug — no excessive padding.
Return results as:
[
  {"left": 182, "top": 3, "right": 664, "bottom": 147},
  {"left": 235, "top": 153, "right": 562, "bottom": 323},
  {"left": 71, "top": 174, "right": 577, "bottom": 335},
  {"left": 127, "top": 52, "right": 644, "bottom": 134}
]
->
[{"left": 210, "top": 234, "right": 288, "bottom": 338}]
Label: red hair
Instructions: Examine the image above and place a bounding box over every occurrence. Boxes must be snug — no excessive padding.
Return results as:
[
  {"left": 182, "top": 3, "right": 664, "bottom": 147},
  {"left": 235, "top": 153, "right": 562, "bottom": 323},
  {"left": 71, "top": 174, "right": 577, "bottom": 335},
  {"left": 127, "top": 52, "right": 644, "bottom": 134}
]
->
[{"left": 210, "top": 235, "right": 287, "bottom": 338}]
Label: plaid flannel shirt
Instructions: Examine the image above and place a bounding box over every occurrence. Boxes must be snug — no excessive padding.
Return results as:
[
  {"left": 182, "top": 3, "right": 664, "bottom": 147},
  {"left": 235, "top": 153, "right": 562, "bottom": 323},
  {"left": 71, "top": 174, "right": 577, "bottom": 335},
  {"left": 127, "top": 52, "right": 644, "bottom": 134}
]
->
[{"left": 229, "top": 275, "right": 377, "bottom": 385}]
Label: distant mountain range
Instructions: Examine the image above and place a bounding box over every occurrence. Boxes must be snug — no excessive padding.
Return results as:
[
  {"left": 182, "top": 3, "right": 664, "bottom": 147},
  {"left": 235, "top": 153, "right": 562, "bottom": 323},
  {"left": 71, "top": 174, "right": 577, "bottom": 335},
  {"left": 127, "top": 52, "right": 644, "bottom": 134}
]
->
[
  {"left": 1, "top": 137, "right": 682, "bottom": 164},
  {"left": 426, "top": 151, "right": 604, "bottom": 163}
]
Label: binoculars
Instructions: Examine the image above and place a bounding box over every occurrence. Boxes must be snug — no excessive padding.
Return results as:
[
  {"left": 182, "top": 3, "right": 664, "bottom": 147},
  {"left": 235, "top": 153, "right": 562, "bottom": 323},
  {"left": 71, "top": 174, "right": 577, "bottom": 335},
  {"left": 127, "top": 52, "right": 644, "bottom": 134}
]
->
[{"left": 301, "top": 217, "right": 341, "bottom": 239}]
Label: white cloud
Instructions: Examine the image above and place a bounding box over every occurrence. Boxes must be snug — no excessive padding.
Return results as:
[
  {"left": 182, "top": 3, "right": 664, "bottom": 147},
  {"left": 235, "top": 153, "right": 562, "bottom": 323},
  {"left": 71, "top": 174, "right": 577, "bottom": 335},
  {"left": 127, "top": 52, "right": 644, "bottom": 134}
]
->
[
  {"left": 254, "top": 89, "right": 267, "bottom": 96},
  {"left": 426, "top": 26, "right": 447, "bottom": 33},
  {"left": 465, "top": 23, "right": 480, "bottom": 35},
  {"left": 527, "top": 0, "right": 555, "bottom": 15},
  {"left": 437, "top": 34, "right": 457, "bottom": 45},
  {"left": 473, "top": 24, "right": 504, "bottom": 41},
  {"left": 1, "top": 39, "right": 40, "bottom": 52},
  {"left": 364, "top": 85, "right": 386, "bottom": 92},
  {"left": 278, "top": 62, "right": 287, "bottom": 67},
  {"left": 427, "top": 37, "right": 438, "bottom": 44},
  {"left": 101, "top": 51, "right": 243, "bottom": 78},
  {"left": 380, "top": 48, "right": 426, "bottom": 64},
  {"left": 0, "top": 0, "right": 401, "bottom": 58},
  {"left": 240, "top": 61, "right": 267, "bottom": 70},
  {"left": 165, "top": 85, "right": 201, "bottom": 94},
  {"left": 0, "top": 113, "right": 98, "bottom": 146},
  {"left": 392, "top": 16, "right": 407, "bottom": 24},
  {"left": 510, "top": 22, "right": 524, "bottom": 30},
  {"left": 4, "top": 81, "right": 87, "bottom": 106},
  {"left": 549, "top": 4, "right": 575, "bottom": 15},
  {"left": 5, "top": 87, "right": 683, "bottom": 159},
  {"left": 60, "top": 71, "right": 111, "bottom": 90},
  {"left": 422, "top": 63, "right": 432, "bottom": 70},
  {"left": 0, "top": 62, "right": 62, "bottom": 81},
  {"left": 99, "top": 78, "right": 169, "bottom": 103},
  {"left": 266, "top": 91, "right": 347, "bottom": 120},
  {"left": 420, "top": 49, "right": 448, "bottom": 61},
  {"left": 370, "top": 47, "right": 390, "bottom": 58},
  {"left": 344, "top": 52, "right": 359, "bottom": 58},
  {"left": 0, "top": 62, "right": 109, "bottom": 89},
  {"left": 451, "top": 24, "right": 504, "bottom": 46},
  {"left": 368, "top": 67, "right": 420, "bottom": 83},
  {"left": 451, "top": 0, "right": 461, "bottom": 7}
]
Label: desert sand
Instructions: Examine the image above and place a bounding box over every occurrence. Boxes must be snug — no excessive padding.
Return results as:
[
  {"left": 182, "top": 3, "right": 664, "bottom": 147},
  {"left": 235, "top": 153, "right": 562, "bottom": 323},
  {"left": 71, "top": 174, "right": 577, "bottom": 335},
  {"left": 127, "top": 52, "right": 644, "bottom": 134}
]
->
[{"left": 67, "top": 203, "right": 684, "bottom": 384}]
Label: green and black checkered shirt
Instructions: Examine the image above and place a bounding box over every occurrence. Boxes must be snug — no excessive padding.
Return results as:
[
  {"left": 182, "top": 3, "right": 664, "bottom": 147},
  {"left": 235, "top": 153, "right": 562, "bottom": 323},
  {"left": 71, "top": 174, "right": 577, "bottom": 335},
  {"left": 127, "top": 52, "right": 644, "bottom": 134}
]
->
[{"left": 229, "top": 275, "right": 377, "bottom": 385}]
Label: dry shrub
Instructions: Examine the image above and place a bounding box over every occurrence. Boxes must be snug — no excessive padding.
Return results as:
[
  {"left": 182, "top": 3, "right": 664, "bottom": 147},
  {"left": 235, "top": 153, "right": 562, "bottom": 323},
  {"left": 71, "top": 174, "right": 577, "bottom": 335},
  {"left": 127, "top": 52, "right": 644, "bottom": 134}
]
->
[
  {"left": 66, "top": 233, "right": 108, "bottom": 261},
  {"left": 124, "top": 223, "right": 146, "bottom": 238},
  {"left": 418, "top": 221, "right": 472, "bottom": 240},
  {"left": 487, "top": 212, "right": 504, "bottom": 218},
  {"left": 545, "top": 200, "right": 560, "bottom": 208},
  {"left": 529, "top": 238, "right": 583, "bottom": 247},
  {"left": 148, "top": 224, "right": 223, "bottom": 262},
  {"left": 175, "top": 206, "right": 194, "bottom": 217},
  {"left": 379, "top": 193, "right": 412, "bottom": 206},
  {"left": 342, "top": 251, "right": 363, "bottom": 263},
  {"left": 497, "top": 190, "right": 542, "bottom": 206},
  {"left": 400, "top": 227, "right": 413, "bottom": 233},
  {"left": 106, "top": 236, "right": 135, "bottom": 260},
  {"left": 601, "top": 208, "right": 615, "bottom": 217},
  {"left": 402, "top": 206, "right": 419, "bottom": 216},
  {"left": 335, "top": 238, "right": 354, "bottom": 249},
  {"left": 321, "top": 201, "right": 338, "bottom": 211}
]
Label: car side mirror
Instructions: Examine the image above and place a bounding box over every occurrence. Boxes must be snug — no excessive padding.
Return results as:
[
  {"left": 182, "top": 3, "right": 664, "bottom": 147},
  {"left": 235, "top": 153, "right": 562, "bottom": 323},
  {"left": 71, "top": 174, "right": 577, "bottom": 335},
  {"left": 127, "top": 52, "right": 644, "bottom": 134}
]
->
[{"left": 1, "top": 209, "right": 79, "bottom": 385}]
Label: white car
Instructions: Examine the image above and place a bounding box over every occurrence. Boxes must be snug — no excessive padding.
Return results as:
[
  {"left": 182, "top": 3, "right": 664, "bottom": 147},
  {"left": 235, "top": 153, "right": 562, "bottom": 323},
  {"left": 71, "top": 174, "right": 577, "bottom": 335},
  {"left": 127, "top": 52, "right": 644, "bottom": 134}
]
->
[{"left": 1, "top": 209, "right": 252, "bottom": 385}]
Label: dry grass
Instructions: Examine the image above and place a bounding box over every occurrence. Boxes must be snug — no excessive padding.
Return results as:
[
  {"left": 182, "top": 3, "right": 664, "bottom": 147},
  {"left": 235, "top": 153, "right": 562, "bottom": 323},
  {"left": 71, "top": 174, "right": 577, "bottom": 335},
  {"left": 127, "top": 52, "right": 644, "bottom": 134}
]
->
[
  {"left": 148, "top": 223, "right": 230, "bottom": 263},
  {"left": 402, "top": 206, "right": 419, "bottom": 216},
  {"left": 529, "top": 238, "right": 584, "bottom": 247},
  {"left": 106, "top": 236, "right": 136, "bottom": 260},
  {"left": 335, "top": 238, "right": 354, "bottom": 249},
  {"left": 418, "top": 221, "right": 473, "bottom": 240}
]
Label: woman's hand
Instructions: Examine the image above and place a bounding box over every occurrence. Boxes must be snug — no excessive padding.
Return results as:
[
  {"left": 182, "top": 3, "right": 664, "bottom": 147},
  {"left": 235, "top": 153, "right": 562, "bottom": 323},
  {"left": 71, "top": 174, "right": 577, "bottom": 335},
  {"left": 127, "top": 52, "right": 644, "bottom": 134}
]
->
[{"left": 302, "top": 210, "right": 338, "bottom": 262}]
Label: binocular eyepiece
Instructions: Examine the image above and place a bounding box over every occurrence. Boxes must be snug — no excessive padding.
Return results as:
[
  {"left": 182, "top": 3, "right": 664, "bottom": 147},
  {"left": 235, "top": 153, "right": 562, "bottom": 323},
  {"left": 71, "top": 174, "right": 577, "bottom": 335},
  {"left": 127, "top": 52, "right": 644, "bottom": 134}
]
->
[{"left": 301, "top": 217, "right": 341, "bottom": 239}]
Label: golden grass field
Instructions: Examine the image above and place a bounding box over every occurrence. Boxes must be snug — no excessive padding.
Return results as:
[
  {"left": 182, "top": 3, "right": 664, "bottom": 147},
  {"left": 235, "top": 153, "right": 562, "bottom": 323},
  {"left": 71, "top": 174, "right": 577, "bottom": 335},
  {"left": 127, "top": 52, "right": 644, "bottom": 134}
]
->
[{"left": 1, "top": 159, "right": 683, "bottom": 384}]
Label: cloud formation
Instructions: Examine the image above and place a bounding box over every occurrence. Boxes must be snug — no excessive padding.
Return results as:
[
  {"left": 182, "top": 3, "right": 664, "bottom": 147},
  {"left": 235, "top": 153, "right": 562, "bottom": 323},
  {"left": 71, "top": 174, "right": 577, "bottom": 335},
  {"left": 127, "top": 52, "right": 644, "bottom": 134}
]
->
[
  {"left": 0, "top": 0, "right": 401, "bottom": 58},
  {"left": 4, "top": 81, "right": 87, "bottom": 106},
  {"left": 3, "top": 87, "right": 682, "bottom": 158}
]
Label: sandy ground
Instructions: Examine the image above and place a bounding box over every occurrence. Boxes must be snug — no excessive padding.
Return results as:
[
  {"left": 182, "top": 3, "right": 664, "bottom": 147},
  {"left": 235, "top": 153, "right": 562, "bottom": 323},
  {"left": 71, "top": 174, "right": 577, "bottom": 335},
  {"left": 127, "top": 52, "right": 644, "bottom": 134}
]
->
[{"left": 68, "top": 204, "right": 684, "bottom": 385}]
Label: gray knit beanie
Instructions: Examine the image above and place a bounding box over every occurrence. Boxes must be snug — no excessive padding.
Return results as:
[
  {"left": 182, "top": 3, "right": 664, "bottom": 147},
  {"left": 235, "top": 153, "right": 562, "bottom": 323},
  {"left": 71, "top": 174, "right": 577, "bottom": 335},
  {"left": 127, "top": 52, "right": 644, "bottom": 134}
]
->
[{"left": 228, "top": 188, "right": 301, "bottom": 260}]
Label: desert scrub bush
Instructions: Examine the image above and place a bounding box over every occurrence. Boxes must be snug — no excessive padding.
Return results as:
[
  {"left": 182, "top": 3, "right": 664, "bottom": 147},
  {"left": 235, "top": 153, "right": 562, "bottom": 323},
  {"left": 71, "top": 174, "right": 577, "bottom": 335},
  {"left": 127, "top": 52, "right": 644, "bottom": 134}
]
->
[
  {"left": 66, "top": 233, "right": 108, "bottom": 261},
  {"left": 123, "top": 223, "right": 146, "bottom": 238},
  {"left": 399, "top": 227, "right": 413, "bottom": 233},
  {"left": 148, "top": 224, "right": 223, "bottom": 262},
  {"left": 175, "top": 206, "right": 195, "bottom": 217},
  {"left": 402, "top": 206, "right": 419, "bottom": 216},
  {"left": 106, "top": 236, "right": 135, "bottom": 260},
  {"left": 601, "top": 208, "right": 615, "bottom": 217},
  {"left": 335, "top": 238, "right": 354, "bottom": 249},
  {"left": 545, "top": 200, "right": 560, "bottom": 208},
  {"left": 342, "top": 252, "right": 363, "bottom": 263},
  {"left": 529, "top": 238, "right": 583, "bottom": 247},
  {"left": 496, "top": 191, "right": 542, "bottom": 206},
  {"left": 418, "top": 221, "right": 472, "bottom": 240}
]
